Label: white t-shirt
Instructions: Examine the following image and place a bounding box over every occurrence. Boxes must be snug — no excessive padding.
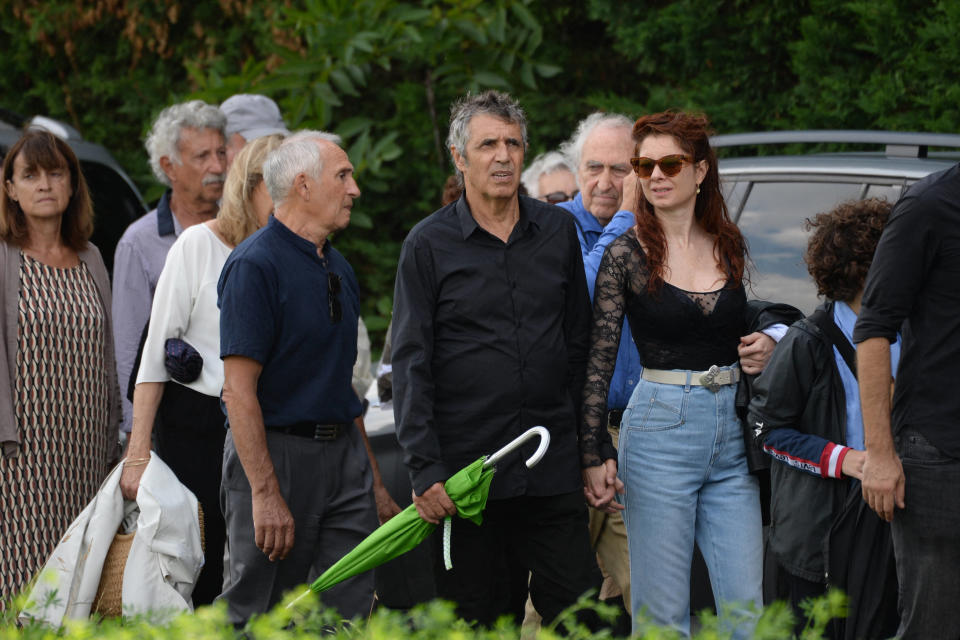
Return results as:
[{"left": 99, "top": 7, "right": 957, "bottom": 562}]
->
[{"left": 136, "top": 222, "right": 232, "bottom": 396}]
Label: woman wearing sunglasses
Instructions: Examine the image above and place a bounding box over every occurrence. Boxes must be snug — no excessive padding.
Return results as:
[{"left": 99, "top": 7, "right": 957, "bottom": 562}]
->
[{"left": 580, "top": 111, "right": 763, "bottom": 637}]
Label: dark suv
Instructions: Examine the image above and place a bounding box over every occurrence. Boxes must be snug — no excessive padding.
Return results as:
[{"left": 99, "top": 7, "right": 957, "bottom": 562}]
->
[
  {"left": 715, "top": 130, "right": 960, "bottom": 314},
  {"left": 0, "top": 110, "right": 146, "bottom": 272}
]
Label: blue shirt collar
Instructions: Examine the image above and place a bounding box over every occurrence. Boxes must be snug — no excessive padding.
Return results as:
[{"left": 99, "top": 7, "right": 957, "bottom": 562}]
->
[
  {"left": 833, "top": 299, "right": 858, "bottom": 344},
  {"left": 268, "top": 215, "right": 331, "bottom": 262}
]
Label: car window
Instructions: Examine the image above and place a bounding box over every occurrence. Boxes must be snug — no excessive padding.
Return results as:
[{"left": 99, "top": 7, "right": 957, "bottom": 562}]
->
[
  {"left": 736, "top": 180, "right": 866, "bottom": 314},
  {"left": 865, "top": 183, "right": 903, "bottom": 202},
  {"left": 81, "top": 161, "right": 146, "bottom": 273},
  {"left": 721, "top": 180, "right": 748, "bottom": 216}
]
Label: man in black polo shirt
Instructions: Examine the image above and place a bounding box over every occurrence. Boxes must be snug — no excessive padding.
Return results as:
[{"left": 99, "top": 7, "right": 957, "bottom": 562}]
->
[
  {"left": 217, "top": 130, "right": 377, "bottom": 624},
  {"left": 854, "top": 164, "right": 960, "bottom": 639},
  {"left": 392, "top": 91, "right": 602, "bottom": 627}
]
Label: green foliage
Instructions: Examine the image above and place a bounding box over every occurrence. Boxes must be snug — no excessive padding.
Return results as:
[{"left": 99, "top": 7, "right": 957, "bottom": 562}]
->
[
  {"left": 187, "top": 0, "right": 572, "bottom": 337},
  {"left": 2, "top": 586, "right": 847, "bottom": 639},
  {"left": 2, "top": 0, "right": 960, "bottom": 345}
]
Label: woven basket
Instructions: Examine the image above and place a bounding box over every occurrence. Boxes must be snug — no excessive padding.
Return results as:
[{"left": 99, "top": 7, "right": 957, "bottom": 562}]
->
[{"left": 92, "top": 504, "right": 205, "bottom": 618}]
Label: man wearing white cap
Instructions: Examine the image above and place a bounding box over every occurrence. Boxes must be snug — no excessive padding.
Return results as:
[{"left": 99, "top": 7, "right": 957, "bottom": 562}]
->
[{"left": 220, "top": 94, "right": 290, "bottom": 170}]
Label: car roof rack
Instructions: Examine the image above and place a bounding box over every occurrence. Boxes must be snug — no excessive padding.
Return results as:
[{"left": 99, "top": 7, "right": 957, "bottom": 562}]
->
[{"left": 710, "top": 130, "right": 960, "bottom": 159}]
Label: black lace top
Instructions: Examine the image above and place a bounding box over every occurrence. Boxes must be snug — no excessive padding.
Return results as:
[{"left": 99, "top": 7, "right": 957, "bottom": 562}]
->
[{"left": 580, "top": 231, "right": 746, "bottom": 467}]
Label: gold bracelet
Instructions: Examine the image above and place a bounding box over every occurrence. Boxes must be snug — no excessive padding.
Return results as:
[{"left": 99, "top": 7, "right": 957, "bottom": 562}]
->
[
  {"left": 123, "top": 459, "right": 149, "bottom": 468},
  {"left": 125, "top": 456, "right": 150, "bottom": 463}
]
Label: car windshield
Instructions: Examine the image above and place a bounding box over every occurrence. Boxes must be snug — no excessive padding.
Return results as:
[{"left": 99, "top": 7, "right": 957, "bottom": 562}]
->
[{"left": 726, "top": 178, "right": 904, "bottom": 314}]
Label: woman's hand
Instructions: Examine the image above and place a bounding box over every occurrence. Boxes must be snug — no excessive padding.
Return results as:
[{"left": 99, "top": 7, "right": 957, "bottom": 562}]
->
[
  {"left": 582, "top": 459, "right": 625, "bottom": 513},
  {"left": 119, "top": 459, "right": 148, "bottom": 501}
]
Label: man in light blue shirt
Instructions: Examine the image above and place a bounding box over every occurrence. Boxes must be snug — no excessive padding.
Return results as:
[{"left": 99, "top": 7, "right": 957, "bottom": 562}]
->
[{"left": 555, "top": 112, "right": 639, "bottom": 611}]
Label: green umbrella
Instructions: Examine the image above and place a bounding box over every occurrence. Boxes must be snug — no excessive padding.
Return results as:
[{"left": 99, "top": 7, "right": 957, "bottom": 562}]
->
[{"left": 287, "top": 426, "right": 550, "bottom": 608}]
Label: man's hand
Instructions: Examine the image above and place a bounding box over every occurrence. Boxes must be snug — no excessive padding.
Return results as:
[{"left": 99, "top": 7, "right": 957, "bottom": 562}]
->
[
  {"left": 738, "top": 332, "right": 776, "bottom": 375},
  {"left": 862, "top": 449, "right": 905, "bottom": 522},
  {"left": 582, "top": 459, "right": 625, "bottom": 513},
  {"left": 413, "top": 482, "right": 457, "bottom": 524},
  {"left": 840, "top": 449, "right": 866, "bottom": 480},
  {"left": 252, "top": 488, "right": 295, "bottom": 561},
  {"left": 619, "top": 170, "right": 641, "bottom": 214},
  {"left": 374, "top": 483, "right": 403, "bottom": 524}
]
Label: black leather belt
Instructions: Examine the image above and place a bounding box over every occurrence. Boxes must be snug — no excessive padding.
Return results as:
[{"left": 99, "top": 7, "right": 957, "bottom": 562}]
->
[
  {"left": 607, "top": 409, "right": 624, "bottom": 429},
  {"left": 270, "top": 422, "right": 349, "bottom": 441}
]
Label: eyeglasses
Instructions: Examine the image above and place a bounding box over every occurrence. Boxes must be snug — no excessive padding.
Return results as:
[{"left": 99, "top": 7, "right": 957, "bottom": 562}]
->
[
  {"left": 327, "top": 272, "right": 342, "bottom": 323},
  {"left": 543, "top": 190, "right": 578, "bottom": 204},
  {"left": 630, "top": 154, "right": 692, "bottom": 178}
]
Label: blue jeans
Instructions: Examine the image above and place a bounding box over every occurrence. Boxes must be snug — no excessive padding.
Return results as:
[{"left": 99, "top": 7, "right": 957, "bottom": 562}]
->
[
  {"left": 618, "top": 369, "right": 762, "bottom": 637},
  {"left": 892, "top": 428, "right": 960, "bottom": 639}
]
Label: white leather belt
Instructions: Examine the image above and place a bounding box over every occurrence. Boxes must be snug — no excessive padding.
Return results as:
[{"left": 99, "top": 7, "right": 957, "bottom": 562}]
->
[{"left": 641, "top": 365, "right": 740, "bottom": 393}]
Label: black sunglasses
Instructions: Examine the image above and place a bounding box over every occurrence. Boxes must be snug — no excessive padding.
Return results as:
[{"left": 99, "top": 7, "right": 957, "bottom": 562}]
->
[
  {"left": 543, "top": 190, "right": 578, "bottom": 204},
  {"left": 629, "top": 154, "right": 692, "bottom": 178},
  {"left": 327, "top": 272, "right": 342, "bottom": 323}
]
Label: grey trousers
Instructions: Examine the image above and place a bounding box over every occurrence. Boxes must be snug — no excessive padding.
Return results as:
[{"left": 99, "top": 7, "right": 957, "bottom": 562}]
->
[{"left": 217, "top": 427, "right": 377, "bottom": 625}]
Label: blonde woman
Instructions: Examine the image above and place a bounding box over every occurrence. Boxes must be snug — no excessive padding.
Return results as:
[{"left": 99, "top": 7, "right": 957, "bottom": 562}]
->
[{"left": 120, "top": 133, "right": 284, "bottom": 605}]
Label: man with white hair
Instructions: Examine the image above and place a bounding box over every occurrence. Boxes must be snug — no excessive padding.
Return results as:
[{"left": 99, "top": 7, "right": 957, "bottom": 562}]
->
[
  {"left": 220, "top": 93, "right": 290, "bottom": 170},
  {"left": 112, "top": 100, "right": 226, "bottom": 437},
  {"left": 553, "top": 112, "right": 639, "bottom": 613},
  {"left": 520, "top": 150, "right": 578, "bottom": 203},
  {"left": 216, "top": 130, "right": 377, "bottom": 623}
]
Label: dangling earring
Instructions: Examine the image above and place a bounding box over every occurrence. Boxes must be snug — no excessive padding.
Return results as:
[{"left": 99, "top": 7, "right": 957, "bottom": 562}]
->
[{"left": 696, "top": 184, "right": 701, "bottom": 195}]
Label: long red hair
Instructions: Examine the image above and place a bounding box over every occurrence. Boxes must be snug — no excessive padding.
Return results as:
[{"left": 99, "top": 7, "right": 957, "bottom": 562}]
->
[{"left": 631, "top": 111, "right": 746, "bottom": 293}]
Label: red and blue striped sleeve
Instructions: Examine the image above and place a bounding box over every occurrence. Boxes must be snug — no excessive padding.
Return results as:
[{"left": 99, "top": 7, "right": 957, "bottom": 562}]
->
[{"left": 762, "top": 427, "right": 851, "bottom": 479}]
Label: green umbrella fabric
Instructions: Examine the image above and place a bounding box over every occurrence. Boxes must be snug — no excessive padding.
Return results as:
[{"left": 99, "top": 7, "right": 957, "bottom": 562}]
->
[{"left": 297, "top": 456, "right": 495, "bottom": 600}]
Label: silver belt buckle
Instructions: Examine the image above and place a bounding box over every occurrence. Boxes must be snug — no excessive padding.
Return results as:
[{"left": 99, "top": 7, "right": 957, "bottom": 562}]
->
[{"left": 699, "top": 365, "right": 722, "bottom": 393}]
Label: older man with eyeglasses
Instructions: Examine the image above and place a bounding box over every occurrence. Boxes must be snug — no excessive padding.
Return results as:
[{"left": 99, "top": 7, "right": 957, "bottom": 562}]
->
[
  {"left": 520, "top": 150, "right": 578, "bottom": 204},
  {"left": 216, "top": 131, "right": 379, "bottom": 624}
]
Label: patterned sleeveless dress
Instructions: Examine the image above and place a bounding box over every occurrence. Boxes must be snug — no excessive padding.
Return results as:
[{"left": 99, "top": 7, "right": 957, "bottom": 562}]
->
[{"left": 0, "top": 253, "right": 109, "bottom": 605}]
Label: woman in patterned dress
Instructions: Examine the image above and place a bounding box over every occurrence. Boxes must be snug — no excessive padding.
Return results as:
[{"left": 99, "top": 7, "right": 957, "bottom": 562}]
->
[{"left": 0, "top": 130, "right": 120, "bottom": 606}]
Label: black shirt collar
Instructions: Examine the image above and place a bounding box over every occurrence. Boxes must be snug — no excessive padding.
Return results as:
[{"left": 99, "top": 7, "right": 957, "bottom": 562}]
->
[
  {"left": 455, "top": 193, "right": 539, "bottom": 241},
  {"left": 156, "top": 190, "right": 175, "bottom": 236}
]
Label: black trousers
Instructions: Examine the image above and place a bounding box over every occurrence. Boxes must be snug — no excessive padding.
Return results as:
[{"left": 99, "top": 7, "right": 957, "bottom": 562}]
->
[
  {"left": 153, "top": 382, "right": 227, "bottom": 606},
  {"left": 431, "top": 490, "right": 601, "bottom": 629}
]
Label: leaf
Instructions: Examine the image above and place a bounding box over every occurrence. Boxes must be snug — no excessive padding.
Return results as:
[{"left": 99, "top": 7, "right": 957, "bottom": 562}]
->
[
  {"left": 346, "top": 64, "right": 366, "bottom": 86},
  {"left": 510, "top": 2, "right": 539, "bottom": 32},
  {"left": 455, "top": 19, "right": 487, "bottom": 45},
  {"left": 519, "top": 60, "right": 536, "bottom": 89},
  {"left": 535, "top": 63, "right": 562, "bottom": 78},
  {"left": 473, "top": 70, "right": 510, "bottom": 88},
  {"left": 313, "top": 81, "right": 342, "bottom": 107},
  {"left": 337, "top": 116, "right": 374, "bottom": 139},
  {"left": 330, "top": 68, "right": 359, "bottom": 96},
  {"left": 350, "top": 210, "right": 373, "bottom": 228}
]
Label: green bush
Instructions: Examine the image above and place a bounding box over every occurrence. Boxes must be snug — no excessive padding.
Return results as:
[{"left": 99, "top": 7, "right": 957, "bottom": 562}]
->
[{"left": 2, "top": 585, "right": 847, "bottom": 639}]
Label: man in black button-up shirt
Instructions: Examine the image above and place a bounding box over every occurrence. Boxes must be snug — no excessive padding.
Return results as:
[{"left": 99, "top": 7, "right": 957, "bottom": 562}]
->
[{"left": 392, "top": 91, "right": 599, "bottom": 627}]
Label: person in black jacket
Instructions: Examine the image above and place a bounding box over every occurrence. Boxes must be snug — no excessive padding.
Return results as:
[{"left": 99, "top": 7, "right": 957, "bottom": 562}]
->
[{"left": 747, "top": 198, "right": 899, "bottom": 635}]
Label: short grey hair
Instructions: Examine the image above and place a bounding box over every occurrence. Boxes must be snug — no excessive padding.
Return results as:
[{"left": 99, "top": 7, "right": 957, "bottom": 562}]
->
[
  {"left": 521, "top": 151, "right": 574, "bottom": 198},
  {"left": 262, "top": 129, "right": 342, "bottom": 205},
  {"left": 144, "top": 100, "right": 226, "bottom": 186},
  {"left": 446, "top": 91, "right": 528, "bottom": 170},
  {"left": 560, "top": 112, "right": 634, "bottom": 182}
]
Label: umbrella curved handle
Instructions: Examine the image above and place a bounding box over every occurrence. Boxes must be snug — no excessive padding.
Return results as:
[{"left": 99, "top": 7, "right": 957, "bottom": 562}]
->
[{"left": 484, "top": 426, "right": 551, "bottom": 469}]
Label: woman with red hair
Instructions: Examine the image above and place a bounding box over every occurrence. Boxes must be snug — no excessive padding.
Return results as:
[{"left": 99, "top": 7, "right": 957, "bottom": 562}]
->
[{"left": 580, "top": 111, "right": 763, "bottom": 636}]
